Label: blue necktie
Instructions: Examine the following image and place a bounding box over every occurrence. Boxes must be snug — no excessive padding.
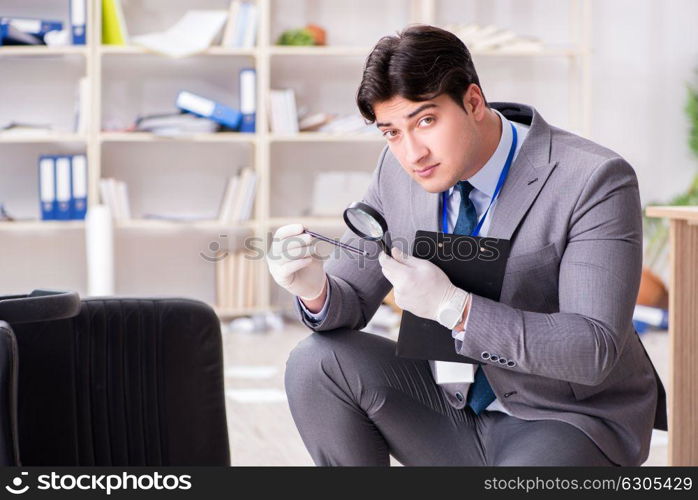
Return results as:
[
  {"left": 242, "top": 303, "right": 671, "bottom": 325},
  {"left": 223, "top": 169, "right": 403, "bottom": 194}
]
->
[{"left": 453, "top": 181, "right": 496, "bottom": 415}]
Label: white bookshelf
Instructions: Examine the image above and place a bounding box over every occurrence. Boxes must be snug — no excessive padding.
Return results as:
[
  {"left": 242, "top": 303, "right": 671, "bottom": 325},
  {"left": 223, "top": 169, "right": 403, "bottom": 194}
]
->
[{"left": 0, "top": 0, "right": 591, "bottom": 318}]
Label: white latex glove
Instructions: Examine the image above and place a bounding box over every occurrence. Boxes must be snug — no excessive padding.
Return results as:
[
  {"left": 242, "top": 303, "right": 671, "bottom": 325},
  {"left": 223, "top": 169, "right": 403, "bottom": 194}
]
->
[
  {"left": 379, "top": 247, "right": 466, "bottom": 328},
  {"left": 267, "top": 223, "right": 327, "bottom": 301}
]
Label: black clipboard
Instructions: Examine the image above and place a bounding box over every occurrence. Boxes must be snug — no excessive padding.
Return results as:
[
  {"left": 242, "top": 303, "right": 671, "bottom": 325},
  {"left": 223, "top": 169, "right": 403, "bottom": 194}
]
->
[{"left": 395, "top": 230, "right": 511, "bottom": 364}]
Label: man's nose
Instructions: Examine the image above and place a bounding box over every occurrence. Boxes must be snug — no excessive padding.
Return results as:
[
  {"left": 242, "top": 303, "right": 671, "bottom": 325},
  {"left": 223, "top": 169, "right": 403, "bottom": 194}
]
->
[{"left": 404, "top": 135, "right": 429, "bottom": 165}]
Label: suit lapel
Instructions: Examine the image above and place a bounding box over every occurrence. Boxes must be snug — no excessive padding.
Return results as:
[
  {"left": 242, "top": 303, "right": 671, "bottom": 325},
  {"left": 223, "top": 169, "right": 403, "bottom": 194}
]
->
[
  {"left": 487, "top": 159, "right": 558, "bottom": 241},
  {"left": 488, "top": 105, "right": 558, "bottom": 241}
]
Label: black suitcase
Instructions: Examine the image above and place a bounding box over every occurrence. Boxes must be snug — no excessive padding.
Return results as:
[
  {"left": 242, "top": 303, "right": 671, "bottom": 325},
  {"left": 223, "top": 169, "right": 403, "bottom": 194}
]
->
[{"left": 0, "top": 290, "right": 230, "bottom": 466}]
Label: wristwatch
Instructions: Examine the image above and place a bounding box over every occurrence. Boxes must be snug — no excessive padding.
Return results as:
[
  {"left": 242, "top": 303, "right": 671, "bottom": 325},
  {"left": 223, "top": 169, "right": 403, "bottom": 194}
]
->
[{"left": 436, "top": 287, "right": 469, "bottom": 330}]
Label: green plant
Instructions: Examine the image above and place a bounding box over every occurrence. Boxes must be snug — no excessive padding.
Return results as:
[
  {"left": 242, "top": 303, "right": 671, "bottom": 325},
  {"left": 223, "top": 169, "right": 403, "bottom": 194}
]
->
[
  {"left": 688, "top": 77, "right": 698, "bottom": 157},
  {"left": 277, "top": 28, "right": 315, "bottom": 46},
  {"left": 643, "top": 73, "right": 698, "bottom": 270}
]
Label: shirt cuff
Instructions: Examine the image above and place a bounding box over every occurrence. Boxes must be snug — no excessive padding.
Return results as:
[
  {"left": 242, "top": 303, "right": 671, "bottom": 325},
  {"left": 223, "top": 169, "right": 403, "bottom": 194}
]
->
[
  {"left": 298, "top": 284, "right": 331, "bottom": 323},
  {"left": 451, "top": 293, "right": 472, "bottom": 342}
]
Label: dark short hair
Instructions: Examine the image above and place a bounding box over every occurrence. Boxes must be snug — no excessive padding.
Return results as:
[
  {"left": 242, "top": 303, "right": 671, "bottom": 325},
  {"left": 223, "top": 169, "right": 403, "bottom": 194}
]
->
[{"left": 356, "top": 25, "right": 486, "bottom": 123}]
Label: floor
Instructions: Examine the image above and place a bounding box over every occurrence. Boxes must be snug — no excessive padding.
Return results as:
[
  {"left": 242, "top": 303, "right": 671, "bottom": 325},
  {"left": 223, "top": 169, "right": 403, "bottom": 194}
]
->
[{"left": 222, "top": 314, "right": 670, "bottom": 466}]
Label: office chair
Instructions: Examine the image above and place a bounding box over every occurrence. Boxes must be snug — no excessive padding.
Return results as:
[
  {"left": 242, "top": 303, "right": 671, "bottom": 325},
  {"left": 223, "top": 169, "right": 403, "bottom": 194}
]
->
[{"left": 0, "top": 290, "right": 230, "bottom": 465}]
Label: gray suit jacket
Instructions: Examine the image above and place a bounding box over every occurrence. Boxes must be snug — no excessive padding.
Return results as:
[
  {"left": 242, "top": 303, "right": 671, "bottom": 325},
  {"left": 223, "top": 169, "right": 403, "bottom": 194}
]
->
[{"left": 294, "top": 102, "right": 667, "bottom": 466}]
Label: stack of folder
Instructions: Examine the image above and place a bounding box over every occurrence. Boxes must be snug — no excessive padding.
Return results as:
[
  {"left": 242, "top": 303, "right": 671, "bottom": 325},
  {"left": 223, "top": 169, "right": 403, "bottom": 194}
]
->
[
  {"left": 175, "top": 69, "right": 256, "bottom": 133},
  {"left": 0, "top": 0, "right": 86, "bottom": 46},
  {"left": 38, "top": 154, "right": 87, "bottom": 220},
  {"left": 0, "top": 17, "right": 61, "bottom": 46}
]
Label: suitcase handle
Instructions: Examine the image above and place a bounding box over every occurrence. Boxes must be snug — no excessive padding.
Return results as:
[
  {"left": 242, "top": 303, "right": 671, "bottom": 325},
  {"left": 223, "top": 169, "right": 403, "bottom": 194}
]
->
[{"left": 0, "top": 290, "right": 81, "bottom": 324}]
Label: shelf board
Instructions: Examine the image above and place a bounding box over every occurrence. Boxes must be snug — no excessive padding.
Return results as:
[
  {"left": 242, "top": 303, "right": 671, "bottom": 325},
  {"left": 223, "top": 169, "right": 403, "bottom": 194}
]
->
[
  {"left": 645, "top": 206, "right": 698, "bottom": 223},
  {"left": 471, "top": 47, "right": 587, "bottom": 57},
  {"left": 269, "top": 132, "right": 383, "bottom": 143},
  {"left": 99, "top": 45, "right": 257, "bottom": 57},
  {"left": 0, "top": 220, "right": 85, "bottom": 231},
  {"left": 267, "top": 46, "right": 586, "bottom": 58},
  {"left": 0, "top": 46, "right": 88, "bottom": 57},
  {"left": 116, "top": 219, "right": 256, "bottom": 231},
  {"left": 0, "top": 133, "right": 87, "bottom": 143},
  {"left": 268, "top": 217, "right": 344, "bottom": 227},
  {"left": 102, "top": 132, "right": 381, "bottom": 143},
  {"left": 269, "top": 46, "right": 371, "bottom": 56},
  {"left": 100, "top": 132, "right": 256, "bottom": 143}
]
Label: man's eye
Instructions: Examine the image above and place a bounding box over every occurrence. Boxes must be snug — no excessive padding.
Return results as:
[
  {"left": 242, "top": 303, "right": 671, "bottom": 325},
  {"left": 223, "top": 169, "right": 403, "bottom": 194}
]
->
[
  {"left": 382, "top": 130, "right": 398, "bottom": 138},
  {"left": 419, "top": 116, "right": 434, "bottom": 126}
]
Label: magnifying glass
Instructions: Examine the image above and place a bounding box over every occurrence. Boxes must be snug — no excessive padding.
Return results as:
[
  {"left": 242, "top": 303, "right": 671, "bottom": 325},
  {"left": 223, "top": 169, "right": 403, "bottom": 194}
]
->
[{"left": 343, "top": 201, "right": 392, "bottom": 257}]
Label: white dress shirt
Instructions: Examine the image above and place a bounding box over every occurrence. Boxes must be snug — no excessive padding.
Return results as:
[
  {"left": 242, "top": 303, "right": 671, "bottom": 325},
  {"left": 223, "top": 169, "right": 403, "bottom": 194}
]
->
[{"left": 300, "top": 109, "right": 529, "bottom": 414}]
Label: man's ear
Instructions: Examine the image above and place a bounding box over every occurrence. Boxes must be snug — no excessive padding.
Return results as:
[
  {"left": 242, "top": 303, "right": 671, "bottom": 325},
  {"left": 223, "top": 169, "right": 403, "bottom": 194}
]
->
[
  {"left": 461, "top": 84, "right": 481, "bottom": 114},
  {"left": 462, "top": 84, "right": 486, "bottom": 119}
]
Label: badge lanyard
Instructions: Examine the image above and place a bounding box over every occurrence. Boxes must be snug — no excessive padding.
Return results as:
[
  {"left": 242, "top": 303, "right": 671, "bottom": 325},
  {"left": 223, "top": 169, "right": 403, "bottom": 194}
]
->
[{"left": 441, "top": 123, "right": 518, "bottom": 237}]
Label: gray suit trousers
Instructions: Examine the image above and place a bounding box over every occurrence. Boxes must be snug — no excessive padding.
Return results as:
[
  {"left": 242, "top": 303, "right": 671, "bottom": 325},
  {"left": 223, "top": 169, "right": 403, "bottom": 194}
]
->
[{"left": 285, "top": 329, "right": 616, "bottom": 466}]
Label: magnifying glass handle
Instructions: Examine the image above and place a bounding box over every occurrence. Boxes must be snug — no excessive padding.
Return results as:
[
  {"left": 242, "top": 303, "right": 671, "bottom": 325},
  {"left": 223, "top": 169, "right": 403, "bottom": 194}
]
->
[
  {"left": 303, "top": 229, "right": 368, "bottom": 257},
  {"left": 382, "top": 231, "right": 392, "bottom": 257}
]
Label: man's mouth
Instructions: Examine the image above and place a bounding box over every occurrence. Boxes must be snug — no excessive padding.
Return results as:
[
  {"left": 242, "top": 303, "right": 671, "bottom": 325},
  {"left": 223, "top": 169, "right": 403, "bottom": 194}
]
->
[{"left": 414, "top": 163, "right": 439, "bottom": 178}]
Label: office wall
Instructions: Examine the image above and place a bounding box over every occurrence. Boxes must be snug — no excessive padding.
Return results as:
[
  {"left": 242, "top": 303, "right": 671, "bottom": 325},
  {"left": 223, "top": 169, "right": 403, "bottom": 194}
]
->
[{"left": 591, "top": 0, "right": 698, "bottom": 205}]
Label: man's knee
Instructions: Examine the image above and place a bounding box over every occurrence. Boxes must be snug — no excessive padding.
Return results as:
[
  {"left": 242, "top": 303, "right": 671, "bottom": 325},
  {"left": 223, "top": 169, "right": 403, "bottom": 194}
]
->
[{"left": 284, "top": 330, "right": 357, "bottom": 398}]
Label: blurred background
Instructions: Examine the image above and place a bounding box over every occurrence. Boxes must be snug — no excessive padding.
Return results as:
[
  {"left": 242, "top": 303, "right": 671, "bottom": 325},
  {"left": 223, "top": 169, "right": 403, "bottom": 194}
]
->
[{"left": 1, "top": 0, "right": 696, "bottom": 465}]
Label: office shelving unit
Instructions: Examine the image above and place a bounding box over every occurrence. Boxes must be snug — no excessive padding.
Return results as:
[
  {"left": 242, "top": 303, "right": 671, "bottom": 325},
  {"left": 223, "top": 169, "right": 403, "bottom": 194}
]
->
[{"left": 0, "top": 0, "right": 591, "bottom": 318}]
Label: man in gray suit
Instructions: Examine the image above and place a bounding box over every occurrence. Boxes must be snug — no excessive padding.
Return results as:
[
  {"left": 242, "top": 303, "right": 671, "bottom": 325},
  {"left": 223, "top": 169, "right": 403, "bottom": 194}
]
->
[{"left": 266, "top": 25, "right": 666, "bottom": 466}]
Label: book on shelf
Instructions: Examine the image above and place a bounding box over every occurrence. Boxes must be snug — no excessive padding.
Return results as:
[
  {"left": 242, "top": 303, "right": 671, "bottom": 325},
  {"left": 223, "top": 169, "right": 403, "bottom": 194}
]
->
[
  {"left": 632, "top": 305, "right": 669, "bottom": 334},
  {"left": 0, "top": 20, "right": 43, "bottom": 46},
  {"left": 215, "top": 249, "right": 260, "bottom": 310},
  {"left": 70, "top": 0, "right": 87, "bottom": 45},
  {"left": 221, "top": 1, "right": 257, "bottom": 49},
  {"left": 0, "top": 122, "right": 53, "bottom": 136},
  {"left": 269, "top": 89, "right": 299, "bottom": 134},
  {"left": 299, "top": 112, "right": 334, "bottom": 131},
  {"left": 99, "top": 177, "right": 131, "bottom": 221},
  {"left": 132, "top": 112, "right": 220, "bottom": 136},
  {"left": 131, "top": 10, "right": 228, "bottom": 58},
  {"left": 102, "top": 0, "right": 129, "bottom": 46},
  {"left": 218, "top": 167, "right": 257, "bottom": 223},
  {"left": 239, "top": 68, "right": 256, "bottom": 133},
  {"left": 316, "top": 114, "right": 379, "bottom": 134},
  {"left": 443, "top": 23, "right": 543, "bottom": 53},
  {"left": 73, "top": 77, "right": 89, "bottom": 134},
  {"left": 176, "top": 91, "right": 242, "bottom": 130},
  {"left": 0, "top": 16, "right": 63, "bottom": 46},
  {"left": 235, "top": 251, "right": 246, "bottom": 309}
]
